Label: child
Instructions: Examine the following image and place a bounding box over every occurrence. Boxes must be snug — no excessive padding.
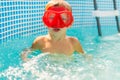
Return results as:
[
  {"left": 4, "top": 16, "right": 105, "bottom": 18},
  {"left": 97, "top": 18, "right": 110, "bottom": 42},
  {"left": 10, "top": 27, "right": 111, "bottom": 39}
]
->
[{"left": 21, "top": 0, "right": 88, "bottom": 62}]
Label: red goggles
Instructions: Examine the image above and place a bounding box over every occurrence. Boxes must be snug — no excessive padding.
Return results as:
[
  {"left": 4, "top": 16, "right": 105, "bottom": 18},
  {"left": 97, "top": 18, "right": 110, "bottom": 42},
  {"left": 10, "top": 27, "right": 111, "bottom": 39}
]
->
[{"left": 42, "top": 6, "right": 74, "bottom": 28}]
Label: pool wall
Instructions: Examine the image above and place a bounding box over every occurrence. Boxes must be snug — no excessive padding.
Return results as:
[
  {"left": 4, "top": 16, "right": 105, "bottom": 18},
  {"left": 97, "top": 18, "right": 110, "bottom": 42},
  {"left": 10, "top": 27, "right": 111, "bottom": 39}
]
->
[{"left": 0, "top": 0, "right": 120, "bottom": 43}]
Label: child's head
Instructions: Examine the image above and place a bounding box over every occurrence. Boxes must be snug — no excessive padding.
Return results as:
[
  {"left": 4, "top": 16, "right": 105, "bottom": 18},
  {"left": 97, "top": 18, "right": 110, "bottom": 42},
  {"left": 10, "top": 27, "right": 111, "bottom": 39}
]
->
[
  {"left": 42, "top": 0, "right": 74, "bottom": 29},
  {"left": 45, "top": 0, "right": 72, "bottom": 11}
]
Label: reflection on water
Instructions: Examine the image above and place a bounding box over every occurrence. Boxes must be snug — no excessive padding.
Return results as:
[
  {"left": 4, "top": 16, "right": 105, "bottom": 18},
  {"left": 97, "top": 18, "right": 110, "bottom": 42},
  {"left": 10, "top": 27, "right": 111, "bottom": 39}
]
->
[{"left": 0, "top": 34, "right": 120, "bottom": 80}]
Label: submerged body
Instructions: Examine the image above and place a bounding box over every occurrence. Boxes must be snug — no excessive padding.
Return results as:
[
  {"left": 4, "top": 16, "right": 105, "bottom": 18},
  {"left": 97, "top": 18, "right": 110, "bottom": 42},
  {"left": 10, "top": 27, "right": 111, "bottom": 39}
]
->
[
  {"left": 21, "top": 27, "right": 85, "bottom": 62},
  {"left": 32, "top": 34, "right": 84, "bottom": 56}
]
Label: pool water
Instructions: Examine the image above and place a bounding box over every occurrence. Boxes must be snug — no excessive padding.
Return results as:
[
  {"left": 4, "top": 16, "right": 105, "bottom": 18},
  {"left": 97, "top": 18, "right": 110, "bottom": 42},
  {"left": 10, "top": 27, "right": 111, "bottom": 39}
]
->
[{"left": 0, "top": 28, "right": 120, "bottom": 80}]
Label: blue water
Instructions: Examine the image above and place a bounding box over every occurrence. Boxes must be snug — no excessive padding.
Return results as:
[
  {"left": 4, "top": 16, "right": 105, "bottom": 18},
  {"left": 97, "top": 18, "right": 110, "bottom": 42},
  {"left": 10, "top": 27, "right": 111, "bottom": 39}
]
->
[{"left": 0, "top": 27, "right": 120, "bottom": 80}]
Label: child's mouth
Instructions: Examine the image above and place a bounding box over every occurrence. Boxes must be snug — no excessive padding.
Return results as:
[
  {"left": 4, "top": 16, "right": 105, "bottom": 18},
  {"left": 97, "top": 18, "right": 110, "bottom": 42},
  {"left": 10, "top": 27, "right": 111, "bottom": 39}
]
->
[{"left": 53, "top": 28, "right": 60, "bottom": 32}]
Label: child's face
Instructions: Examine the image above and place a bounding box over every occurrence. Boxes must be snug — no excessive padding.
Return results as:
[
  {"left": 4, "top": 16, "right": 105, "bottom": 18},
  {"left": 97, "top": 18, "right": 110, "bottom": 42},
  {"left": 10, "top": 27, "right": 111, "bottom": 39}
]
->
[
  {"left": 48, "top": 12, "right": 68, "bottom": 33},
  {"left": 47, "top": 11, "right": 71, "bottom": 33},
  {"left": 42, "top": 6, "right": 73, "bottom": 29}
]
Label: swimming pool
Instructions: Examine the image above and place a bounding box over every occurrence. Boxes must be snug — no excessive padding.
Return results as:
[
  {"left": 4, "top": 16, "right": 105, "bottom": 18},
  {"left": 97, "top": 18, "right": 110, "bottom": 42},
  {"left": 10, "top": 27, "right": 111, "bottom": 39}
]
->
[
  {"left": 1, "top": 0, "right": 120, "bottom": 80},
  {"left": 0, "top": 27, "right": 120, "bottom": 80}
]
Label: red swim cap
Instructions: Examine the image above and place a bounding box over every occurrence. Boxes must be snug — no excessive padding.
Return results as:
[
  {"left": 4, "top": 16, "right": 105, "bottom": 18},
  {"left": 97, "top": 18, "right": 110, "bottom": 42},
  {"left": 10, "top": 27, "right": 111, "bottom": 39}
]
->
[{"left": 42, "top": 6, "right": 74, "bottom": 28}]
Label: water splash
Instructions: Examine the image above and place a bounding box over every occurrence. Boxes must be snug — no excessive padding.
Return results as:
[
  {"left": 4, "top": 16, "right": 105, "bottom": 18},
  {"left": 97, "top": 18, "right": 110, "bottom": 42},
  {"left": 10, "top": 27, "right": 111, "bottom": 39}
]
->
[
  {"left": 1, "top": 34, "right": 120, "bottom": 80},
  {"left": 0, "top": 51, "right": 120, "bottom": 80}
]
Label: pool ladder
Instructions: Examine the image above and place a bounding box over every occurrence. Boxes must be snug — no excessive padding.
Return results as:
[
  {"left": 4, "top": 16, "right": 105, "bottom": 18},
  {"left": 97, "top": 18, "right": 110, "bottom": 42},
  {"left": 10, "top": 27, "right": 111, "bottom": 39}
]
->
[{"left": 93, "top": 0, "right": 120, "bottom": 36}]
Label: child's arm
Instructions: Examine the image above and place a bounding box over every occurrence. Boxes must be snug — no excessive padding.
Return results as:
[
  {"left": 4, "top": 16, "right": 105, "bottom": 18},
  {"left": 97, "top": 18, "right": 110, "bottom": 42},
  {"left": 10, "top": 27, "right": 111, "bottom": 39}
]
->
[
  {"left": 70, "top": 37, "right": 84, "bottom": 54},
  {"left": 21, "top": 37, "right": 43, "bottom": 62},
  {"left": 21, "top": 48, "right": 34, "bottom": 62},
  {"left": 70, "top": 37, "right": 93, "bottom": 60}
]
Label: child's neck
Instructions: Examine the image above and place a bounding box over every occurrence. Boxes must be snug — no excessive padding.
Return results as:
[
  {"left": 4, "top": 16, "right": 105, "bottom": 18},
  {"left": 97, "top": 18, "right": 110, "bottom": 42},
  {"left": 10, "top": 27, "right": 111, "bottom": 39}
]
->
[{"left": 48, "top": 32, "right": 66, "bottom": 41}]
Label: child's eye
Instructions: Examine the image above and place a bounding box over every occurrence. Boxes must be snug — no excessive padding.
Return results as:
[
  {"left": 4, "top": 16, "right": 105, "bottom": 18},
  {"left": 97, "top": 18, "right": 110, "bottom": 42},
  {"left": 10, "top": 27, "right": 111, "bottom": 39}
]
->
[
  {"left": 49, "top": 16, "right": 54, "bottom": 19},
  {"left": 62, "top": 17, "right": 67, "bottom": 20},
  {"left": 49, "top": 14, "right": 55, "bottom": 20},
  {"left": 61, "top": 13, "right": 68, "bottom": 21},
  {"left": 48, "top": 14, "right": 55, "bottom": 22}
]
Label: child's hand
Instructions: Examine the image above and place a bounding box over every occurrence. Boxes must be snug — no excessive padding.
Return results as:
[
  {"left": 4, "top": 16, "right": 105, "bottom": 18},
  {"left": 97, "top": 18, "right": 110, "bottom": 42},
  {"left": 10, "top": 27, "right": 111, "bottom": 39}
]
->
[
  {"left": 21, "top": 48, "right": 32, "bottom": 62},
  {"left": 21, "top": 53, "right": 30, "bottom": 62}
]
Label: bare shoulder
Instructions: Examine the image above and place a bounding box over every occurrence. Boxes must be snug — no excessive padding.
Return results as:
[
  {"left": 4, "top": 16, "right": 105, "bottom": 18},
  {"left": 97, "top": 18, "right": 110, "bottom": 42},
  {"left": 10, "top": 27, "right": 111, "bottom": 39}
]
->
[
  {"left": 67, "top": 36, "right": 81, "bottom": 48},
  {"left": 31, "top": 35, "right": 48, "bottom": 50},
  {"left": 67, "top": 36, "right": 84, "bottom": 53},
  {"left": 67, "top": 36, "right": 79, "bottom": 43},
  {"left": 33, "top": 35, "right": 47, "bottom": 43}
]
